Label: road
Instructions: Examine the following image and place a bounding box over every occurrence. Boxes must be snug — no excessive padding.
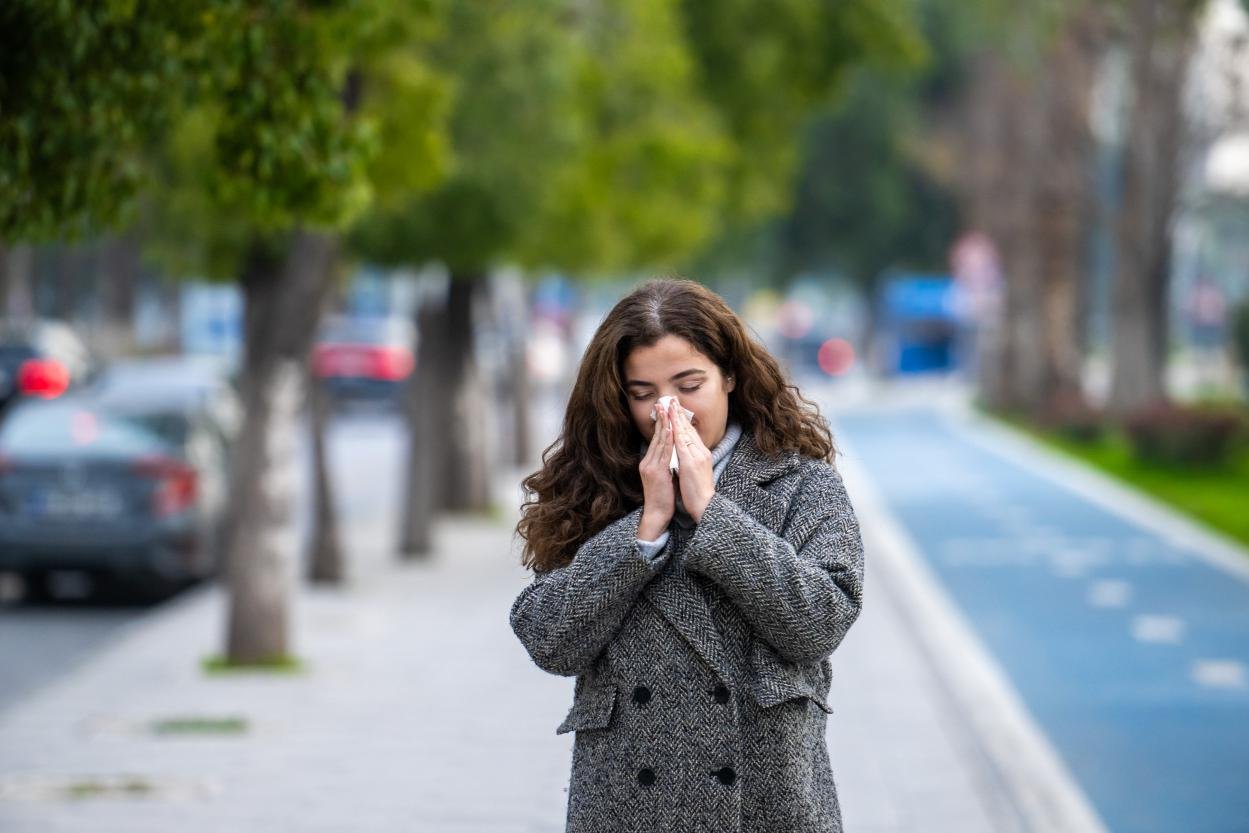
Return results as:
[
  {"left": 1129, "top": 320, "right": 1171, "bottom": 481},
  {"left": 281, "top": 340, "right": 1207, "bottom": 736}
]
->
[
  {"left": 0, "top": 602, "right": 143, "bottom": 714},
  {"left": 832, "top": 404, "right": 1249, "bottom": 833}
]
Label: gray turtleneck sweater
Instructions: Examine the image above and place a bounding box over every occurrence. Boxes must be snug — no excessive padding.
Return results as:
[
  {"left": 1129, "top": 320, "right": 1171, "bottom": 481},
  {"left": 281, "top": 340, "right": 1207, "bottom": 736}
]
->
[{"left": 636, "top": 420, "right": 743, "bottom": 561}]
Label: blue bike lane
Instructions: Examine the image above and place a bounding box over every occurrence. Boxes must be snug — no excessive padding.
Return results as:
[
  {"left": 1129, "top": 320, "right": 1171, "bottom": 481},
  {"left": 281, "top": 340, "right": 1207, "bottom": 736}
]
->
[{"left": 833, "top": 407, "right": 1249, "bottom": 833}]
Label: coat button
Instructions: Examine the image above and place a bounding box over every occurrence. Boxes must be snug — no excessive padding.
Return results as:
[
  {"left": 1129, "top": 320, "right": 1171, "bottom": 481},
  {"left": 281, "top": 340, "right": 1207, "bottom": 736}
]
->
[
  {"left": 711, "top": 766, "right": 736, "bottom": 786},
  {"left": 713, "top": 684, "right": 730, "bottom": 704},
  {"left": 638, "top": 767, "right": 656, "bottom": 786},
  {"left": 631, "top": 685, "right": 652, "bottom": 706}
]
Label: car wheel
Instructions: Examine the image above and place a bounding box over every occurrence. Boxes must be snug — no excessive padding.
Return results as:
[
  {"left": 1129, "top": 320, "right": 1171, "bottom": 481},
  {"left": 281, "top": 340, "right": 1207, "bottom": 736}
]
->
[
  {"left": 21, "top": 571, "right": 55, "bottom": 605},
  {"left": 98, "top": 573, "right": 181, "bottom": 605}
]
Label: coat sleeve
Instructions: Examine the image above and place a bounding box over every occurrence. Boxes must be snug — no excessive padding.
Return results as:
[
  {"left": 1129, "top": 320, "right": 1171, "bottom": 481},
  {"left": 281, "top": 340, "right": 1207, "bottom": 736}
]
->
[
  {"left": 509, "top": 506, "right": 670, "bottom": 677},
  {"left": 681, "top": 463, "right": 864, "bottom": 665}
]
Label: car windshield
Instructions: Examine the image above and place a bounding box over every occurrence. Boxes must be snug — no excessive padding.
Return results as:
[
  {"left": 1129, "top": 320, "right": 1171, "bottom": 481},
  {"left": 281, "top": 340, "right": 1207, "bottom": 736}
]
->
[
  {"left": 0, "top": 403, "right": 172, "bottom": 457},
  {"left": 319, "top": 317, "right": 411, "bottom": 346},
  {"left": 93, "top": 365, "right": 221, "bottom": 400},
  {"left": 111, "top": 410, "right": 191, "bottom": 446},
  {"left": 95, "top": 384, "right": 209, "bottom": 413}
]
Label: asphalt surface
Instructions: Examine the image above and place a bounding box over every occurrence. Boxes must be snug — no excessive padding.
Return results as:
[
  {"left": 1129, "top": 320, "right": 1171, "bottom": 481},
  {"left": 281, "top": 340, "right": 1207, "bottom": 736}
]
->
[
  {"left": 0, "top": 600, "right": 147, "bottom": 714},
  {"left": 833, "top": 406, "right": 1249, "bottom": 833}
]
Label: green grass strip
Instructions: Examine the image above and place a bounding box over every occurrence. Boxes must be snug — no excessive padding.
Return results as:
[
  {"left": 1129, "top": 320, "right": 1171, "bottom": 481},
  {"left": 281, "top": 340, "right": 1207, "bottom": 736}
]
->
[
  {"left": 996, "top": 416, "right": 1249, "bottom": 551},
  {"left": 201, "top": 654, "right": 306, "bottom": 675},
  {"left": 150, "top": 716, "right": 249, "bottom": 735}
]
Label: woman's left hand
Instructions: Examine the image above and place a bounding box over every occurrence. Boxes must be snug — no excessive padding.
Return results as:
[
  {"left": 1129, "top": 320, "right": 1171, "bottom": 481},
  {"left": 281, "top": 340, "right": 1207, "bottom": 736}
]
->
[{"left": 671, "top": 402, "right": 715, "bottom": 522}]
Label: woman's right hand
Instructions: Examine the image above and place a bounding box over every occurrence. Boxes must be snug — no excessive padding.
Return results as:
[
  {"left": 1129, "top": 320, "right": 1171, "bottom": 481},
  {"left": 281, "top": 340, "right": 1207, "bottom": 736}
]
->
[{"left": 637, "top": 402, "right": 676, "bottom": 540}]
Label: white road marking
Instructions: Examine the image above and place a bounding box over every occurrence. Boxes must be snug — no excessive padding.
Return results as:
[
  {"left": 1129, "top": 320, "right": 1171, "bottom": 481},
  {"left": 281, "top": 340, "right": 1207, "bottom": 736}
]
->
[
  {"left": 1191, "top": 660, "right": 1248, "bottom": 689},
  {"left": 1130, "top": 615, "right": 1185, "bottom": 644},
  {"left": 1087, "top": 580, "right": 1132, "bottom": 608},
  {"left": 1050, "top": 547, "right": 1104, "bottom": 578}
]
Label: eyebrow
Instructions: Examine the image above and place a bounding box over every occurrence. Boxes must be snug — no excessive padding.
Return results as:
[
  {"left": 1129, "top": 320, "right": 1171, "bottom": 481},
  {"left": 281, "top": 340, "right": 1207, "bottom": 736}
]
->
[{"left": 624, "top": 368, "right": 707, "bottom": 388}]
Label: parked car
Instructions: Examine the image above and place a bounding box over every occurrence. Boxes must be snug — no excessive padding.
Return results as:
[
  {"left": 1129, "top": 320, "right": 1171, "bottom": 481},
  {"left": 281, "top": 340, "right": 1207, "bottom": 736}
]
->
[
  {"left": 0, "top": 360, "right": 236, "bottom": 602},
  {"left": 0, "top": 319, "right": 95, "bottom": 415},
  {"left": 312, "top": 314, "right": 415, "bottom": 406},
  {"left": 85, "top": 355, "right": 243, "bottom": 450}
]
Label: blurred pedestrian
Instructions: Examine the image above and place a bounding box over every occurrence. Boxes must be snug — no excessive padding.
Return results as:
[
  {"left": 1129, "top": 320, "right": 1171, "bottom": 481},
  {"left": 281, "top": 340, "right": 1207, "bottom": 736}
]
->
[{"left": 511, "top": 278, "right": 865, "bottom": 833}]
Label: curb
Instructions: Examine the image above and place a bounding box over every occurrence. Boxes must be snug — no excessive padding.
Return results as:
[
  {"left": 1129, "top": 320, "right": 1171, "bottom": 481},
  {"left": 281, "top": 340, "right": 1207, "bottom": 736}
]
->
[{"left": 833, "top": 423, "right": 1110, "bottom": 833}]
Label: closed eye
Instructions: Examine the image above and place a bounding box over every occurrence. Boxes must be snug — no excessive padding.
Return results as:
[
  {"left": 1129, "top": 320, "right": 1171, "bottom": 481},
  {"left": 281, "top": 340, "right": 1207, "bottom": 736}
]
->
[{"left": 630, "top": 384, "right": 701, "bottom": 401}]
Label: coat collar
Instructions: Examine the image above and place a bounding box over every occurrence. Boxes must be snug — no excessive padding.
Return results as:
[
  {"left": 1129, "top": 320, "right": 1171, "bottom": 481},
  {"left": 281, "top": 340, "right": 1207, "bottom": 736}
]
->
[
  {"left": 714, "top": 429, "right": 801, "bottom": 532},
  {"left": 640, "top": 430, "right": 802, "bottom": 686}
]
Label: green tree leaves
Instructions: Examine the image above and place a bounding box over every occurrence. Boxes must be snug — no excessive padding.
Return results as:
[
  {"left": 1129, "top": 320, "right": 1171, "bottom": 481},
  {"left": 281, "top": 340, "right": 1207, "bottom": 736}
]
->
[
  {"left": 4, "top": 0, "right": 924, "bottom": 279},
  {"left": 676, "top": 0, "right": 925, "bottom": 222},
  {"left": 0, "top": 1, "right": 206, "bottom": 239}
]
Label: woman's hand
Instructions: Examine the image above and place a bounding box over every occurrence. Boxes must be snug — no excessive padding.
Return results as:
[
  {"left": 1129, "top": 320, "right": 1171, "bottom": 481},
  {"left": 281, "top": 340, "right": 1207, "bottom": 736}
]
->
[
  {"left": 672, "top": 404, "right": 715, "bottom": 522},
  {"left": 637, "top": 402, "right": 677, "bottom": 540}
]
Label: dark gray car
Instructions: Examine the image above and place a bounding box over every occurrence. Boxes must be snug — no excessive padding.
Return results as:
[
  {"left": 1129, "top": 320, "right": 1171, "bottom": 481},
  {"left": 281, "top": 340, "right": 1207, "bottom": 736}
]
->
[{"left": 0, "top": 359, "right": 238, "bottom": 602}]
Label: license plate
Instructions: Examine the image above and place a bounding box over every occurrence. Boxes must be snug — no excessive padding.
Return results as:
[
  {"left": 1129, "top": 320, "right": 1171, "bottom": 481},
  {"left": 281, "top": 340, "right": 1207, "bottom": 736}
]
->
[{"left": 24, "top": 487, "right": 125, "bottom": 520}]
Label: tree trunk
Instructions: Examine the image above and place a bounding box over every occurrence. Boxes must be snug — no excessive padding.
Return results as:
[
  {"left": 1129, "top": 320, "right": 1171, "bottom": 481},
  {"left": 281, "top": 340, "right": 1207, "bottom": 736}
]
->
[
  {"left": 994, "top": 66, "right": 1048, "bottom": 414},
  {"left": 502, "top": 278, "right": 533, "bottom": 467},
  {"left": 963, "top": 7, "right": 1106, "bottom": 417},
  {"left": 510, "top": 340, "right": 532, "bottom": 466},
  {"left": 441, "top": 276, "right": 493, "bottom": 511},
  {"left": 396, "top": 275, "right": 493, "bottom": 558},
  {"left": 1108, "top": 0, "right": 1196, "bottom": 415},
  {"left": 1, "top": 244, "right": 35, "bottom": 321},
  {"left": 859, "top": 289, "right": 881, "bottom": 376},
  {"left": 397, "top": 295, "right": 446, "bottom": 557},
  {"left": 99, "top": 236, "right": 140, "bottom": 356},
  {"left": 306, "top": 359, "right": 345, "bottom": 584},
  {"left": 224, "top": 231, "right": 337, "bottom": 664},
  {"left": 49, "top": 245, "right": 86, "bottom": 322},
  {"left": 1036, "top": 8, "right": 1105, "bottom": 412},
  {"left": 305, "top": 248, "right": 345, "bottom": 585},
  {"left": 961, "top": 53, "right": 1023, "bottom": 412}
]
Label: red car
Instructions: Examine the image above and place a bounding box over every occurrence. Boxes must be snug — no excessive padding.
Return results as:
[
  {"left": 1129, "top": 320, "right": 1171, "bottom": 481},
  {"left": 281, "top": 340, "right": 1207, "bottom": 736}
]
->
[{"left": 312, "top": 314, "right": 415, "bottom": 406}]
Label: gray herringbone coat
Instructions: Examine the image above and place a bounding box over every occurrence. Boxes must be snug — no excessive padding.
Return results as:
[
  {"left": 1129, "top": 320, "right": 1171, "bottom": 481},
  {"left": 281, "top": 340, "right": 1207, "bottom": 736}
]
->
[{"left": 510, "top": 431, "right": 865, "bottom": 833}]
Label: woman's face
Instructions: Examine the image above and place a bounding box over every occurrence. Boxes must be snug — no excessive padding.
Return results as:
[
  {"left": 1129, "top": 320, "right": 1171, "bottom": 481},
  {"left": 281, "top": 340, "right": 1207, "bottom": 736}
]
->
[{"left": 622, "top": 334, "right": 735, "bottom": 449}]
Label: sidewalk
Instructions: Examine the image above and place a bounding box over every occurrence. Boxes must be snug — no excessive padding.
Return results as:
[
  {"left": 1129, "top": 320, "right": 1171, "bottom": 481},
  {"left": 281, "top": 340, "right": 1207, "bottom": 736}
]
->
[{"left": 0, "top": 465, "right": 1041, "bottom": 833}]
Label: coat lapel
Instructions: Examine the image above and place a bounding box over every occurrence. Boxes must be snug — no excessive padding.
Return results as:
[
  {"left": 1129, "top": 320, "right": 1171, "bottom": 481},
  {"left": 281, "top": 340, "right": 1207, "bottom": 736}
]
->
[
  {"left": 714, "top": 432, "right": 797, "bottom": 534},
  {"left": 641, "top": 564, "right": 735, "bottom": 685},
  {"left": 641, "top": 430, "right": 801, "bottom": 685}
]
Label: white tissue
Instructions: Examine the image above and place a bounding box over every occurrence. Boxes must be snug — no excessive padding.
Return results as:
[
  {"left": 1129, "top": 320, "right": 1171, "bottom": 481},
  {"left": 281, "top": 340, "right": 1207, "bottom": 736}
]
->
[{"left": 650, "top": 395, "right": 694, "bottom": 473}]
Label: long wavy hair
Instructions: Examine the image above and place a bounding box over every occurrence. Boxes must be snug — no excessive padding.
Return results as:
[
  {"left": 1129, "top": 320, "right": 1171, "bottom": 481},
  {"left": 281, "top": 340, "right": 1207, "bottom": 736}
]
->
[{"left": 516, "top": 278, "right": 835, "bottom": 573}]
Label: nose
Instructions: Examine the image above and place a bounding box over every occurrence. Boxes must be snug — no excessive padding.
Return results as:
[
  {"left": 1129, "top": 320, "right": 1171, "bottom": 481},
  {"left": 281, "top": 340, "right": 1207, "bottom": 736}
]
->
[{"left": 662, "top": 395, "right": 693, "bottom": 418}]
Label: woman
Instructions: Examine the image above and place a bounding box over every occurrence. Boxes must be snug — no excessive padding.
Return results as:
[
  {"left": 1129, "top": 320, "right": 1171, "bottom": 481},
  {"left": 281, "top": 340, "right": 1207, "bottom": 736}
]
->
[{"left": 511, "top": 278, "right": 865, "bottom": 833}]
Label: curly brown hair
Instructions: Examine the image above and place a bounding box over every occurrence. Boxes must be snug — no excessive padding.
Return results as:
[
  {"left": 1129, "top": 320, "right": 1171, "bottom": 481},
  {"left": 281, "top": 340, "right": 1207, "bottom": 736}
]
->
[{"left": 516, "top": 278, "right": 835, "bottom": 573}]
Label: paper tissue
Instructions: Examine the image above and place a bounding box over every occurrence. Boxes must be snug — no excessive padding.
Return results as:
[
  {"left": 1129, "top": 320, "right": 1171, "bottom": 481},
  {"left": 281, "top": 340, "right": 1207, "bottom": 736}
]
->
[{"left": 650, "top": 395, "right": 695, "bottom": 473}]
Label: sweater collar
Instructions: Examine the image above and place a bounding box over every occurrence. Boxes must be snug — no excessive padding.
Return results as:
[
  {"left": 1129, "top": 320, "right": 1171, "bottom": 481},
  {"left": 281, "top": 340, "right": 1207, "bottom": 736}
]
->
[{"left": 709, "top": 420, "right": 743, "bottom": 479}]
